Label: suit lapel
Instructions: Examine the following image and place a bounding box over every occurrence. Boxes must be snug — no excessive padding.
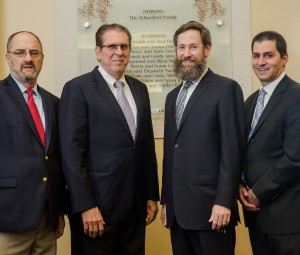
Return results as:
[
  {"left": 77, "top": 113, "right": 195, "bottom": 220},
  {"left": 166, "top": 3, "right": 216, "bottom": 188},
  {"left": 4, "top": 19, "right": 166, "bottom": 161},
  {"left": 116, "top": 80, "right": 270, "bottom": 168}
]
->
[
  {"left": 91, "top": 68, "right": 134, "bottom": 141},
  {"left": 39, "top": 86, "right": 51, "bottom": 150},
  {"left": 126, "top": 76, "right": 141, "bottom": 142},
  {"left": 250, "top": 76, "right": 288, "bottom": 138},
  {"left": 5, "top": 76, "right": 44, "bottom": 147},
  {"left": 246, "top": 91, "right": 259, "bottom": 137},
  {"left": 176, "top": 70, "right": 212, "bottom": 133}
]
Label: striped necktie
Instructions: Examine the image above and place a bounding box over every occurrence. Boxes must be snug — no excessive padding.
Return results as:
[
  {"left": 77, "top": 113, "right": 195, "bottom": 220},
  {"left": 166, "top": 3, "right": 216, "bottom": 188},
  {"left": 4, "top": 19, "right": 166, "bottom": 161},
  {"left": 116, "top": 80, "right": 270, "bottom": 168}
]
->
[
  {"left": 249, "top": 88, "right": 267, "bottom": 139},
  {"left": 176, "top": 81, "right": 193, "bottom": 129},
  {"left": 114, "top": 81, "right": 136, "bottom": 140}
]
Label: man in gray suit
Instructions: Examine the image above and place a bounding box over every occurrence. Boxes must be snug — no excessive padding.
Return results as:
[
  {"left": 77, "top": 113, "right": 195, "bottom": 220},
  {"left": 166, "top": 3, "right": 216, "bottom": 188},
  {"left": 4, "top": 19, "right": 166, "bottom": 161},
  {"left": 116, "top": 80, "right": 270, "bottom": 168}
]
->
[
  {"left": 160, "top": 21, "right": 246, "bottom": 255},
  {"left": 239, "top": 31, "right": 300, "bottom": 254}
]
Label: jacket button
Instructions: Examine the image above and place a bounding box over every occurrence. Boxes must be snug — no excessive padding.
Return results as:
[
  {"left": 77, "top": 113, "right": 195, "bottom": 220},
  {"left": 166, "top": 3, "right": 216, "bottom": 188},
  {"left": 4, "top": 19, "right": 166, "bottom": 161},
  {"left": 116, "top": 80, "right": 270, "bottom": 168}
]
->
[
  {"left": 42, "top": 177, "right": 48, "bottom": 182},
  {"left": 174, "top": 144, "right": 179, "bottom": 149},
  {"left": 45, "top": 155, "right": 49, "bottom": 160}
]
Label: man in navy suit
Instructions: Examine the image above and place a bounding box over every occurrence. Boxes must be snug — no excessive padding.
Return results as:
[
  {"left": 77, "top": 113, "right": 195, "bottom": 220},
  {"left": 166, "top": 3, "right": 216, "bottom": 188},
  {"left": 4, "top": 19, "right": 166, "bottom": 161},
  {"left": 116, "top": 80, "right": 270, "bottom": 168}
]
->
[
  {"left": 0, "top": 31, "right": 65, "bottom": 255},
  {"left": 160, "top": 21, "right": 246, "bottom": 255},
  {"left": 59, "top": 23, "right": 159, "bottom": 255},
  {"left": 239, "top": 31, "right": 300, "bottom": 254}
]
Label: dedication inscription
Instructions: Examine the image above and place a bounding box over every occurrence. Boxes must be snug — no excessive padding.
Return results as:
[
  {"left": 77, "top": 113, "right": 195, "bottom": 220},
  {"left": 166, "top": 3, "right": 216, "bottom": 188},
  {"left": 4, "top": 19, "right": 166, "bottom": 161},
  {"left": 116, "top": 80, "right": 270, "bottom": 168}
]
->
[{"left": 78, "top": 0, "right": 231, "bottom": 137}]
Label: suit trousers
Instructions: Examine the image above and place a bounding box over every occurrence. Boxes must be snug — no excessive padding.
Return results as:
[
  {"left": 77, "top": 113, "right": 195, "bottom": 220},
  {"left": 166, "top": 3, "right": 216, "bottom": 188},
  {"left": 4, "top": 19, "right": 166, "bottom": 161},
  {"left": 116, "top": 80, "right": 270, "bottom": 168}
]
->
[
  {"left": 248, "top": 220, "right": 300, "bottom": 255},
  {"left": 0, "top": 206, "right": 56, "bottom": 255},
  {"left": 170, "top": 218, "right": 235, "bottom": 255},
  {"left": 69, "top": 198, "right": 146, "bottom": 255}
]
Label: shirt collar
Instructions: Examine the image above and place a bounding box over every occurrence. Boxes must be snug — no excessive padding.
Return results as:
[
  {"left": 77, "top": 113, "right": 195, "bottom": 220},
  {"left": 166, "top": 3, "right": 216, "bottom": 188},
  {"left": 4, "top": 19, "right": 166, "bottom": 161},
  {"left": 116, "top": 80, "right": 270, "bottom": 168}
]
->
[
  {"left": 98, "top": 65, "right": 126, "bottom": 88},
  {"left": 11, "top": 75, "right": 39, "bottom": 97},
  {"left": 261, "top": 72, "right": 285, "bottom": 96}
]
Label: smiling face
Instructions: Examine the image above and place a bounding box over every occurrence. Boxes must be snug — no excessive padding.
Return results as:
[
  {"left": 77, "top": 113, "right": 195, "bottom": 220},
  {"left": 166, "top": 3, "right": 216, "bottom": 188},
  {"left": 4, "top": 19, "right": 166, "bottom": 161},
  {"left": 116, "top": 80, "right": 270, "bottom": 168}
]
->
[
  {"left": 174, "top": 29, "right": 211, "bottom": 81},
  {"left": 252, "top": 40, "right": 288, "bottom": 86},
  {"left": 6, "top": 32, "right": 44, "bottom": 89},
  {"left": 95, "top": 30, "right": 131, "bottom": 80}
]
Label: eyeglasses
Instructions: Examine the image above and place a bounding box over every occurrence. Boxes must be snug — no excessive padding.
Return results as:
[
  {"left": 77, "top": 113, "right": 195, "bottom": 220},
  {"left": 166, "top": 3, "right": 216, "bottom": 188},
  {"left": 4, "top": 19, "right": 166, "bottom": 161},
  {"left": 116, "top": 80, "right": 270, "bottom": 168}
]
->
[
  {"left": 176, "top": 45, "right": 203, "bottom": 52},
  {"left": 100, "top": 44, "right": 130, "bottom": 51},
  {"left": 7, "top": 50, "right": 43, "bottom": 58}
]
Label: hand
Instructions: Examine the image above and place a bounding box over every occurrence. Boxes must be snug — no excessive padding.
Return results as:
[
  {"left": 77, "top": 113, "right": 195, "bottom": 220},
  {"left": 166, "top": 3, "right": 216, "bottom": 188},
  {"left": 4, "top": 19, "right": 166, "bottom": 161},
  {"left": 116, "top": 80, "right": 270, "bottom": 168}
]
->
[
  {"left": 81, "top": 207, "right": 105, "bottom": 238},
  {"left": 160, "top": 204, "right": 167, "bottom": 227},
  {"left": 239, "top": 184, "right": 260, "bottom": 212},
  {"left": 146, "top": 200, "right": 158, "bottom": 226},
  {"left": 56, "top": 215, "right": 65, "bottom": 239},
  {"left": 248, "top": 189, "right": 261, "bottom": 208},
  {"left": 208, "top": 205, "right": 231, "bottom": 230}
]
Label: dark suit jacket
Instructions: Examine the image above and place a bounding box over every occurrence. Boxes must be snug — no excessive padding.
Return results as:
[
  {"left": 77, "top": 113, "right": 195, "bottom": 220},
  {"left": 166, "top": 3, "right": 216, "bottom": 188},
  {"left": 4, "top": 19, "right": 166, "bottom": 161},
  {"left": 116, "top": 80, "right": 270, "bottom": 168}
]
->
[
  {"left": 243, "top": 75, "right": 300, "bottom": 234},
  {"left": 0, "top": 75, "right": 65, "bottom": 232},
  {"left": 59, "top": 67, "right": 159, "bottom": 224},
  {"left": 161, "top": 69, "right": 246, "bottom": 230}
]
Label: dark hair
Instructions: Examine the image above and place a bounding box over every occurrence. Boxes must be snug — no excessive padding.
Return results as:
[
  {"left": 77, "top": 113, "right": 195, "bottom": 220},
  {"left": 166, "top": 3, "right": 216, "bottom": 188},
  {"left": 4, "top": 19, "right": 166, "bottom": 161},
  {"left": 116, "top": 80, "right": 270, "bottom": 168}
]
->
[
  {"left": 252, "top": 31, "right": 287, "bottom": 58},
  {"left": 173, "top": 21, "right": 212, "bottom": 47},
  {"left": 95, "top": 23, "right": 132, "bottom": 48},
  {"left": 7, "top": 31, "right": 43, "bottom": 52}
]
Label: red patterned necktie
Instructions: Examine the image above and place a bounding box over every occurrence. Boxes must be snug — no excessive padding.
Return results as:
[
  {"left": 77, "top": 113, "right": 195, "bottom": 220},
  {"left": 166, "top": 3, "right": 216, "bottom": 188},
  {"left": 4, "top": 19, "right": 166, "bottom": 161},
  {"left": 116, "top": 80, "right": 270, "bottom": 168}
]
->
[{"left": 27, "top": 89, "right": 46, "bottom": 147}]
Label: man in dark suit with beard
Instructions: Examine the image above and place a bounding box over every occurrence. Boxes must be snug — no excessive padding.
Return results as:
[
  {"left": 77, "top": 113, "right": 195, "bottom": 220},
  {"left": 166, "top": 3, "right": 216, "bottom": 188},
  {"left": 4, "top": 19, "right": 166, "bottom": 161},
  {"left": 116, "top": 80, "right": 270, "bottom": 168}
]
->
[{"left": 160, "top": 21, "right": 246, "bottom": 255}]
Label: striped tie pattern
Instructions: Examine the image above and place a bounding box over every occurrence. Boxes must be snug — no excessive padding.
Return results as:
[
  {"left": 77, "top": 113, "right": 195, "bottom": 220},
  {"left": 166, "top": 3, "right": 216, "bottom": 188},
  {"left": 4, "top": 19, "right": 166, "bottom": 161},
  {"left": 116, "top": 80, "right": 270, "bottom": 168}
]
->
[
  {"left": 27, "top": 89, "right": 46, "bottom": 147},
  {"left": 114, "top": 81, "right": 136, "bottom": 140},
  {"left": 249, "top": 88, "right": 267, "bottom": 139},
  {"left": 176, "top": 81, "right": 193, "bottom": 129}
]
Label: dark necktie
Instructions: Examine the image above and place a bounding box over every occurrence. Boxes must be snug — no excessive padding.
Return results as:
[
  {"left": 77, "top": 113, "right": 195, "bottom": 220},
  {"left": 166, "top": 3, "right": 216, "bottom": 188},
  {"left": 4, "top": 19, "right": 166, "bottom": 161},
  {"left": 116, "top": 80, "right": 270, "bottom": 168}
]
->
[
  {"left": 27, "top": 89, "right": 46, "bottom": 147},
  {"left": 249, "top": 88, "right": 267, "bottom": 139},
  {"left": 176, "top": 81, "right": 193, "bottom": 129},
  {"left": 114, "top": 81, "right": 136, "bottom": 140}
]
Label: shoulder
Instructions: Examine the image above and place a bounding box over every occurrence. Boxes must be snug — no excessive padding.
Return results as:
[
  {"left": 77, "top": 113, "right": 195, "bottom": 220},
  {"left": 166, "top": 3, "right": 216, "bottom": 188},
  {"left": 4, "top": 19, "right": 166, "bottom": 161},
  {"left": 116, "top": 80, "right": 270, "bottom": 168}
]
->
[
  {"left": 125, "top": 75, "right": 146, "bottom": 88},
  {"left": 38, "top": 86, "right": 59, "bottom": 104}
]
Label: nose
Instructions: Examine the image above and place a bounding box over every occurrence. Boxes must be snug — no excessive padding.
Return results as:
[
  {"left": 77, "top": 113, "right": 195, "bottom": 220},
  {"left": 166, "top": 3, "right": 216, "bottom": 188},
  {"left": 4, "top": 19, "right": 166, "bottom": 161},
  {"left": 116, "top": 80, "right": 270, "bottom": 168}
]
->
[
  {"left": 257, "top": 56, "right": 266, "bottom": 65},
  {"left": 182, "top": 47, "right": 192, "bottom": 56},
  {"left": 115, "top": 45, "right": 123, "bottom": 54}
]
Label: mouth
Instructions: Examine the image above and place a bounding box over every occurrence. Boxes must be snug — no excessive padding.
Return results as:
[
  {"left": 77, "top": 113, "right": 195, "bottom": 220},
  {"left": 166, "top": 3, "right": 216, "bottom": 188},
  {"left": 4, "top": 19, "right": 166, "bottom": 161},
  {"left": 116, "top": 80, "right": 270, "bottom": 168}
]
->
[
  {"left": 182, "top": 58, "right": 195, "bottom": 67},
  {"left": 22, "top": 64, "right": 35, "bottom": 71},
  {"left": 257, "top": 68, "right": 268, "bottom": 73}
]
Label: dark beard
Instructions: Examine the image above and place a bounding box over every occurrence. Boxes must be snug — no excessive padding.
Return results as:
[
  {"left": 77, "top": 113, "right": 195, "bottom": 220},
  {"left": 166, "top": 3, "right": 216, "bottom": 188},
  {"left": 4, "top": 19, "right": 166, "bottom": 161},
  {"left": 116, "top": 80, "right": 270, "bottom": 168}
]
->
[{"left": 174, "top": 56, "right": 206, "bottom": 81}]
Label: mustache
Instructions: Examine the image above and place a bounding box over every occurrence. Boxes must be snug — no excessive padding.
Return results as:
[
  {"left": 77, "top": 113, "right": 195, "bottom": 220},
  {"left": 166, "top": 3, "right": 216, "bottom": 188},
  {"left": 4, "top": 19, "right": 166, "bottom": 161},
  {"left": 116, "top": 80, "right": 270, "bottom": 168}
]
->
[{"left": 21, "top": 61, "right": 36, "bottom": 69}]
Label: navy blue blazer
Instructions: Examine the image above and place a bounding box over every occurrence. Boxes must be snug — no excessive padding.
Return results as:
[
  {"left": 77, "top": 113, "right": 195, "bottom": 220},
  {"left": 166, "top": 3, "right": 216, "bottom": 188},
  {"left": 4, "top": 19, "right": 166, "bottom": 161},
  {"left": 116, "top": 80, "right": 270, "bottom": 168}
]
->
[{"left": 0, "top": 75, "right": 65, "bottom": 232}]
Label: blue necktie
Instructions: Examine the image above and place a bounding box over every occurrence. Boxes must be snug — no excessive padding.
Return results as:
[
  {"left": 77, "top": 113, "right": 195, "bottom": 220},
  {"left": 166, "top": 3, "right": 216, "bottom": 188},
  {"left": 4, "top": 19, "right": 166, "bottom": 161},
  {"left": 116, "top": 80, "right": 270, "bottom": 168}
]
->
[
  {"left": 249, "top": 88, "right": 267, "bottom": 139},
  {"left": 176, "top": 81, "right": 193, "bottom": 129},
  {"left": 114, "top": 81, "right": 136, "bottom": 140}
]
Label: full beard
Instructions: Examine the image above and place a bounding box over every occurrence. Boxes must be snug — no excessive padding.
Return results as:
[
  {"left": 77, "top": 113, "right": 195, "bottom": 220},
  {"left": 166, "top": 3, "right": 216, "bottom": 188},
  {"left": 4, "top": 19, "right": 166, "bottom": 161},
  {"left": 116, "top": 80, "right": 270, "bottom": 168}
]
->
[{"left": 174, "top": 56, "right": 207, "bottom": 81}]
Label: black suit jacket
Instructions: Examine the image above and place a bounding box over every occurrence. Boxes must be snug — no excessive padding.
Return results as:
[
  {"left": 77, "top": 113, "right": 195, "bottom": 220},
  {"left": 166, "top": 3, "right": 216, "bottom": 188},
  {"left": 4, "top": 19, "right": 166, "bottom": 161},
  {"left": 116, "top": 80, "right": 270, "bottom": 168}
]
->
[
  {"left": 0, "top": 75, "right": 65, "bottom": 232},
  {"left": 243, "top": 75, "right": 300, "bottom": 234},
  {"left": 161, "top": 69, "right": 246, "bottom": 230},
  {"left": 59, "top": 67, "right": 159, "bottom": 224}
]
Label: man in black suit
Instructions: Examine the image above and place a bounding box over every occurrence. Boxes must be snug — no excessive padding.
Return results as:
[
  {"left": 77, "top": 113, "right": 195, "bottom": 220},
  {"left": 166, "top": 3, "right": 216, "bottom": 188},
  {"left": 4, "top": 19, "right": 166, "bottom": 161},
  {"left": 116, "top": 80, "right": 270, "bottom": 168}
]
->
[
  {"left": 59, "top": 23, "right": 159, "bottom": 255},
  {"left": 239, "top": 31, "right": 300, "bottom": 254},
  {"left": 160, "top": 21, "right": 246, "bottom": 255},
  {"left": 0, "top": 31, "right": 65, "bottom": 254}
]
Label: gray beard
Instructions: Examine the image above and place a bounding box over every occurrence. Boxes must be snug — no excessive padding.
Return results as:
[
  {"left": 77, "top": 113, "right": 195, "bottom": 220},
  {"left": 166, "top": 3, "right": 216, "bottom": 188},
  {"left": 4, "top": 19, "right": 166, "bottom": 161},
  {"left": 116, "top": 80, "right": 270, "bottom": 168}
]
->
[{"left": 174, "top": 57, "right": 207, "bottom": 81}]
